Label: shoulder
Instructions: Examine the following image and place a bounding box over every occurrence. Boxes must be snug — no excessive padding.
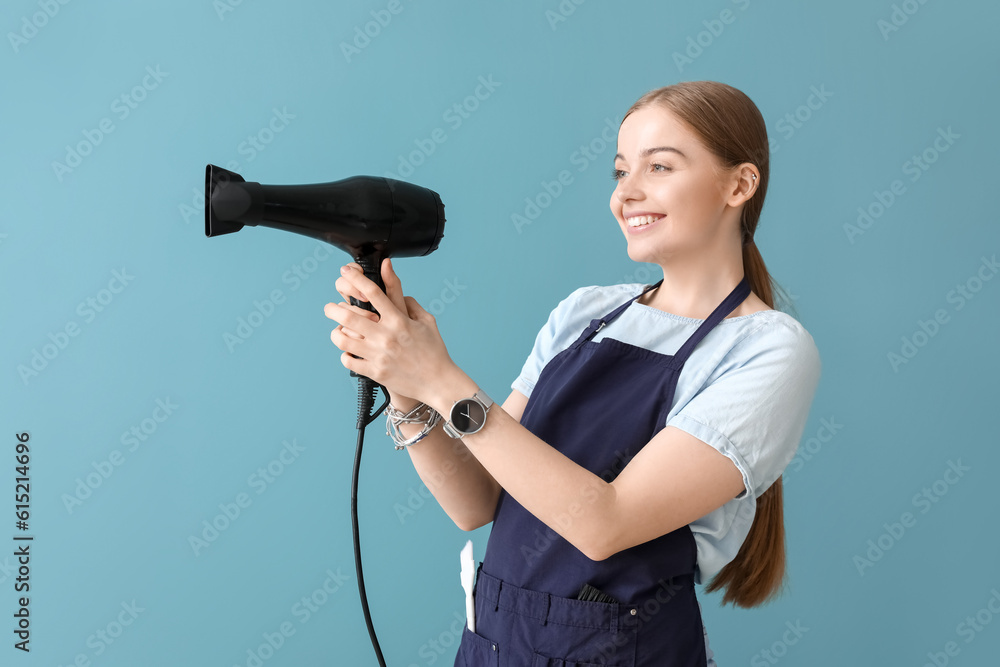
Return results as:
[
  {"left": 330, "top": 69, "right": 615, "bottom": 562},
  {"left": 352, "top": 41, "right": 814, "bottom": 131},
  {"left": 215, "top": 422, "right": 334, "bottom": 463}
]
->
[
  {"left": 734, "top": 311, "right": 821, "bottom": 370},
  {"left": 668, "top": 307, "right": 821, "bottom": 401},
  {"left": 688, "top": 310, "right": 823, "bottom": 428}
]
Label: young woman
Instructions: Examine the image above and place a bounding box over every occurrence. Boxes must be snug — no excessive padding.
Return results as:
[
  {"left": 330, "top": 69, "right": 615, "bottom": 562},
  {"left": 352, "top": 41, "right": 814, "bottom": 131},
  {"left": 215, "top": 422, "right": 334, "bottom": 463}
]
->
[{"left": 325, "top": 80, "right": 822, "bottom": 667}]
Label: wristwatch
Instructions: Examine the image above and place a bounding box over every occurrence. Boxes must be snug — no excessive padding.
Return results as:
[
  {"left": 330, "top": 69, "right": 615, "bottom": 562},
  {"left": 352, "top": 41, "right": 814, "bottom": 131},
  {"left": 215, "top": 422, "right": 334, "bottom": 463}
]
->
[{"left": 443, "top": 390, "right": 494, "bottom": 439}]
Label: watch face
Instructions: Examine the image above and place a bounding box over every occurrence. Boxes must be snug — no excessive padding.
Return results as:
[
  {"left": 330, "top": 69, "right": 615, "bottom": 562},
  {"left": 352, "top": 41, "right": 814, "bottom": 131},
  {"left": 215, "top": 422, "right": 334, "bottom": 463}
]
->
[{"left": 452, "top": 399, "right": 486, "bottom": 434}]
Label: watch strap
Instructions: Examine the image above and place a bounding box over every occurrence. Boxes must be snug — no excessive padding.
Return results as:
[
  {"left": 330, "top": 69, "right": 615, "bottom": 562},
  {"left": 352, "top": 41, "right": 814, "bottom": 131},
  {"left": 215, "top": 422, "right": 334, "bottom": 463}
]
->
[{"left": 474, "top": 390, "right": 494, "bottom": 411}]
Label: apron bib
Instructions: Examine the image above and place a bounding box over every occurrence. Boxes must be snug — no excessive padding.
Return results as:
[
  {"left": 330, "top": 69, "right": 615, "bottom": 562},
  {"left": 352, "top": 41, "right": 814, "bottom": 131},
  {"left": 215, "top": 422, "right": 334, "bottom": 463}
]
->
[{"left": 455, "top": 277, "right": 751, "bottom": 667}]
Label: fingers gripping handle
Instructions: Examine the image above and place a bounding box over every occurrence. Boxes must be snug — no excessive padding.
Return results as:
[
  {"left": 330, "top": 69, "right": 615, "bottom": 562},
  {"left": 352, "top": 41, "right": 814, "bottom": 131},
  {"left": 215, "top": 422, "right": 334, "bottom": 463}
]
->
[
  {"left": 348, "top": 254, "right": 385, "bottom": 314},
  {"left": 349, "top": 254, "right": 385, "bottom": 379}
]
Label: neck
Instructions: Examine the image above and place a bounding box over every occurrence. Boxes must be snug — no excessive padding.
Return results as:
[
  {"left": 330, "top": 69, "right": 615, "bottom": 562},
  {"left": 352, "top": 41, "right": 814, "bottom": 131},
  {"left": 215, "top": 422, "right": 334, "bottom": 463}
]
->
[{"left": 638, "top": 235, "right": 748, "bottom": 320}]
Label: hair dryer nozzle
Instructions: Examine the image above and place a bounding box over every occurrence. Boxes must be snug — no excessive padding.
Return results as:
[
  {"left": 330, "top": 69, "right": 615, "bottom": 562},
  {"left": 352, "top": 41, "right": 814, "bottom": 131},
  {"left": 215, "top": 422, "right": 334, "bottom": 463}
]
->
[{"left": 205, "top": 164, "right": 254, "bottom": 237}]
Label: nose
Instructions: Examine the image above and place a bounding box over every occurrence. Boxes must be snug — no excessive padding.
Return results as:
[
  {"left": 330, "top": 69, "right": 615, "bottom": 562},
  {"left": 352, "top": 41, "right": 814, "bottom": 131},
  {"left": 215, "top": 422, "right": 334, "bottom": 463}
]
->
[{"left": 614, "top": 172, "right": 643, "bottom": 205}]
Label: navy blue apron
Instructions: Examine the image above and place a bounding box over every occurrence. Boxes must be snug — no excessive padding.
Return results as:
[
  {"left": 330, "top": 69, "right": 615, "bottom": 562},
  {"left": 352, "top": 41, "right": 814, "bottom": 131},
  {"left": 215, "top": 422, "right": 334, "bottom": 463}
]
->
[{"left": 454, "top": 277, "right": 751, "bottom": 667}]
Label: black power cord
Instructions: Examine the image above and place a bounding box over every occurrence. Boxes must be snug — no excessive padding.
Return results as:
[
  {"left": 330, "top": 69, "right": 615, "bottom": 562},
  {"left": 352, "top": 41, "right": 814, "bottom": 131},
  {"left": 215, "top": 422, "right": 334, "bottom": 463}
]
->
[{"left": 353, "top": 376, "right": 390, "bottom": 666}]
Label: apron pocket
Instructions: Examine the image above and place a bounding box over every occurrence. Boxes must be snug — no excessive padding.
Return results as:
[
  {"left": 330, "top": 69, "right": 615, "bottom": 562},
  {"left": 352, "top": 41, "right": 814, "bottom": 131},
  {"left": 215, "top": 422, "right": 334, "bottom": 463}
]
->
[
  {"left": 531, "top": 652, "right": 628, "bottom": 667},
  {"left": 454, "top": 624, "right": 499, "bottom": 667}
]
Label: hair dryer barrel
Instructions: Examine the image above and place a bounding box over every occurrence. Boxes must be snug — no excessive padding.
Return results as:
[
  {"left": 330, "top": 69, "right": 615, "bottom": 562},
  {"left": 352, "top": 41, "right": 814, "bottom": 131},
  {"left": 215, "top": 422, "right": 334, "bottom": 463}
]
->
[{"left": 204, "top": 164, "right": 445, "bottom": 260}]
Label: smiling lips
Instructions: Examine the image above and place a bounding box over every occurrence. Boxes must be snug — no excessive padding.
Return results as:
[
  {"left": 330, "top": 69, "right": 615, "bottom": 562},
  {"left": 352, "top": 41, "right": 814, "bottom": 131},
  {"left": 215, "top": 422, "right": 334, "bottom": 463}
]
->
[{"left": 625, "top": 213, "right": 664, "bottom": 227}]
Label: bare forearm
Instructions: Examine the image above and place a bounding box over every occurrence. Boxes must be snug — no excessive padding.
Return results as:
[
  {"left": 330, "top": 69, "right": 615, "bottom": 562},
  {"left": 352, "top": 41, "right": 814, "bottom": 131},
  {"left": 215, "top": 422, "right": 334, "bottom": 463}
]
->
[
  {"left": 393, "top": 398, "right": 501, "bottom": 531},
  {"left": 423, "top": 372, "right": 617, "bottom": 561}
]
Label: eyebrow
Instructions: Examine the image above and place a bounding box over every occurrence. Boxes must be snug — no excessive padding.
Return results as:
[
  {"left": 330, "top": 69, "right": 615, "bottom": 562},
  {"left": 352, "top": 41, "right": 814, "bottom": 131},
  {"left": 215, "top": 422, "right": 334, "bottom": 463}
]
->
[{"left": 613, "top": 146, "right": 687, "bottom": 161}]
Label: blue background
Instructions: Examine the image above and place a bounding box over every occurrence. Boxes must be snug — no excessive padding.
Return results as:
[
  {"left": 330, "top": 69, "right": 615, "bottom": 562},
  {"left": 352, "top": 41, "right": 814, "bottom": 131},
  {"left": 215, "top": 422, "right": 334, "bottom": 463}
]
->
[{"left": 2, "top": 0, "right": 998, "bottom": 665}]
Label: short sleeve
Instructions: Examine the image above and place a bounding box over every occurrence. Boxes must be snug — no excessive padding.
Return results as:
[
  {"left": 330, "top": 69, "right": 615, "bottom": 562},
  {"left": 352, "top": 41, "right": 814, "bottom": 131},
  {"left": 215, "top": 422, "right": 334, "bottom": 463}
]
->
[
  {"left": 511, "top": 286, "right": 598, "bottom": 398},
  {"left": 665, "top": 320, "right": 822, "bottom": 500}
]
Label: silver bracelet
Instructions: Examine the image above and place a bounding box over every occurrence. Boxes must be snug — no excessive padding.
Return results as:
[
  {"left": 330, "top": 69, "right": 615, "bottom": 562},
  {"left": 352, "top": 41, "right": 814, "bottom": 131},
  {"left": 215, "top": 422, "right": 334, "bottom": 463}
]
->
[{"left": 385, "top": 402, "right": 442, "bottom": 450}]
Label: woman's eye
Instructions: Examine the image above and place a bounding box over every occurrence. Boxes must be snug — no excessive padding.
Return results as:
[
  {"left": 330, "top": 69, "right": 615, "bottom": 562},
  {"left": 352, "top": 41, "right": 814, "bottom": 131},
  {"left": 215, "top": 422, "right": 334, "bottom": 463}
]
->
[{"left": 612, "top": 164, "right": 671, "bottom": 180}]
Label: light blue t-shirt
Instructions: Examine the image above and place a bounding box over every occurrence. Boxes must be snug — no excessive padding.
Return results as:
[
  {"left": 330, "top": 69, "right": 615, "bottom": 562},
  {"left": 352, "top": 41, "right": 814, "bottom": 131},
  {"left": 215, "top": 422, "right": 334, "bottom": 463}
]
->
[{"left": 511, "top": 282, "right": 822, "bottom": 586}]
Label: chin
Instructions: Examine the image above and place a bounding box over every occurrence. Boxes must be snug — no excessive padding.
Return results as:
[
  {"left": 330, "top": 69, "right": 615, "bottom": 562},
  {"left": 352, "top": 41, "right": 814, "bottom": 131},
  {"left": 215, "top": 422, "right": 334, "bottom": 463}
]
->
[
  {"left": 625, "top": 246, "right": 646, "bottom": 264},
  {"left": 624, "top": 238, "right": 663, "bottom": 266}
]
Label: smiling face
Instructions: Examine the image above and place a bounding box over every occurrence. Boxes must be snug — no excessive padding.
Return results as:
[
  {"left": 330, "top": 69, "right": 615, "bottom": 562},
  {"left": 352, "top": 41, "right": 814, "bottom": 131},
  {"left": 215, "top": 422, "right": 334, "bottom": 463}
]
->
[{"left": 611, "top": 105, "right": 741, "bottom": 265}]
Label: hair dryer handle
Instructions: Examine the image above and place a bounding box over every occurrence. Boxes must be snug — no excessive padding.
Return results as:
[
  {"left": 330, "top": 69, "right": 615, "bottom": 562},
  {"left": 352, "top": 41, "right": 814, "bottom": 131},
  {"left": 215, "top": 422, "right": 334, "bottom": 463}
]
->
[
  {"left": 349, "top": 254, "right": 386, "bottom": 380},
  {"left": 349, "top": 254, "right": 385, "bottom": 314}
]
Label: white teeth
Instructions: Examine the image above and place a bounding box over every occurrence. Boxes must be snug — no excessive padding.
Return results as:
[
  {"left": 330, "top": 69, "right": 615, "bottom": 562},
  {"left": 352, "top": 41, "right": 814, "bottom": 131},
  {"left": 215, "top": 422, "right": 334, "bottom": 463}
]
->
[{"left": 626, "top": 215, "right": 661, "bottom": 227}]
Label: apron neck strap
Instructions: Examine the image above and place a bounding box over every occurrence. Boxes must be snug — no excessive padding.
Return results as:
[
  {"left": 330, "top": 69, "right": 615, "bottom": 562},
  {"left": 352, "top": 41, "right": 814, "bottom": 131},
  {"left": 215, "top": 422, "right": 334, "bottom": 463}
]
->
[
  {"left": 572, "top": 281, "right": 663, "bottom": 349},
  {"left": 571, "top": 277, "right": 752, "bottom": 353},
  {"left": 670, "top": 276, "right": 752, "bottom": 364}
]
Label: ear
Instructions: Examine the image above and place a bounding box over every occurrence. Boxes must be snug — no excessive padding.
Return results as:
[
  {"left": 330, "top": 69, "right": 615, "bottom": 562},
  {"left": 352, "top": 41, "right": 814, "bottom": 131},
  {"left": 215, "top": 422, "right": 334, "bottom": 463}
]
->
[{"left": 724, "top": 163, "right": 759, "bottom": 208}]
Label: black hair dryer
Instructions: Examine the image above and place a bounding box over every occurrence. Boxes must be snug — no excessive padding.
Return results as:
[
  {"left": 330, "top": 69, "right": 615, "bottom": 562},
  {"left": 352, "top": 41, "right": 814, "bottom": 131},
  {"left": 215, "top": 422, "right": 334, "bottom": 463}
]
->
[
  {"left": 204, "top": 163, "right": 446, "bottom": 667},
  {"left": 205, "top": 163, "right": 445, "bottom": 294},
  {"left": 204, "top": 164, "right": 446, "bottom": 390}
]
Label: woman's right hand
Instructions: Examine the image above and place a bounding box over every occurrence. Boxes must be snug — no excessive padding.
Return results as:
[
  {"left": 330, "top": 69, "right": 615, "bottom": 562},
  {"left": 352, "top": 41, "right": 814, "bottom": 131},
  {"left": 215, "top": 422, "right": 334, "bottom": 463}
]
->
[{"left": 332, "top": 258, "right": 421, "bottom": 412}]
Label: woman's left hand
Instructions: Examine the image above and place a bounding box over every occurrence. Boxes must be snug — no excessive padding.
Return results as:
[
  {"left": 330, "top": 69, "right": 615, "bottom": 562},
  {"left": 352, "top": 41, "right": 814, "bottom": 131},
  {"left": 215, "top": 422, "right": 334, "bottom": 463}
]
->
[{"left": 323, "top": 258, "right": 458, "bottom": 405}]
